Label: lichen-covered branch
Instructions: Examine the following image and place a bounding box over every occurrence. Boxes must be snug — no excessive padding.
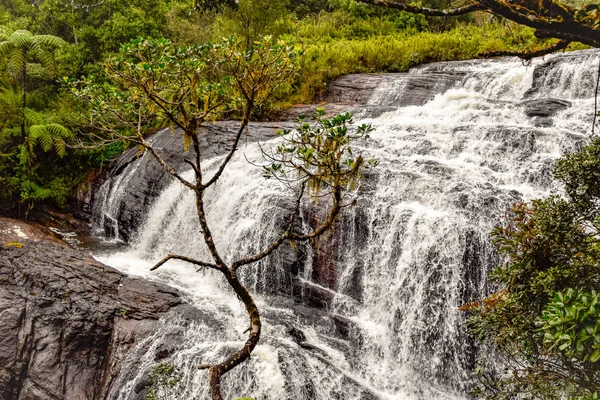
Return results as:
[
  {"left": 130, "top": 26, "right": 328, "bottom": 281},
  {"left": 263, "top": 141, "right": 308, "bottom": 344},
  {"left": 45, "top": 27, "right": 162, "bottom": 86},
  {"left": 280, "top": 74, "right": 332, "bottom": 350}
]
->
[{"left": 357, "top": 0, "right": 485, "bottom": 16}]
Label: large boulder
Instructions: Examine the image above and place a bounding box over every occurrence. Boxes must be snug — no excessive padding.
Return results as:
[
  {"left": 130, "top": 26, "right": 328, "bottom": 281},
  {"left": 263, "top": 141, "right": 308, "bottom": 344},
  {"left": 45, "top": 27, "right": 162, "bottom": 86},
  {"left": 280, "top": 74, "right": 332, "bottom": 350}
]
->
[{"left": 0, "top": 218, "right": 184, "bottom": 400}]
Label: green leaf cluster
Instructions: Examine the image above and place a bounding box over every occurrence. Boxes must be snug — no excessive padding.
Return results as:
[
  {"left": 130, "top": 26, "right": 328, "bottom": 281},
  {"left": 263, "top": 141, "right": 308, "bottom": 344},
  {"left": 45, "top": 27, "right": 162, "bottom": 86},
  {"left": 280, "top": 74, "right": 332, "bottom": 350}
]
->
[
  {"left": 539, "top": 289, "right": 600, "bottom": 363},
  {"left": 264, "top": 108, "right": 375, "bottom": 197},
  {"left": 145, "top": 362, "right": 184, "bottom": 400}
]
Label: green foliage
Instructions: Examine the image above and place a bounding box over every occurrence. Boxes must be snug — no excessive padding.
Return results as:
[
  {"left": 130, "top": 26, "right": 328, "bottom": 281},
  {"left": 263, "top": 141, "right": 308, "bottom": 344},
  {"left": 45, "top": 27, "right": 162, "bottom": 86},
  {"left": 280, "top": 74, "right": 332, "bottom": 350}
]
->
[
  {"left": 467, "top": 137, "right": 600, "bottom": 398},
  {"left": 538, "top": 289, "right": 600, "bottom": 363},
  {"left": 0, "top": 0, "right": 576, "bottom": 215},
  {"left": 0, "top": 27, "right": 75, "bottom": 212},
  {"left": 145, "top": 362, "right": 183, "bottom": 400},
  {"left": 290, "top": 22, "right": 540, "bottom": 103},
  {"left": 216, "top": 0, "right": 291, "bottom": 47},
  {"left": 73, "top": 35, "right": 300, "bottom": 148},
  {"left": 0, "top": 28, "right": 66, "bottom": 78},
  {"left": 264, "top": 108, "right": 376, "bottom": 196},
  {"left": 554, "top": 136, "right": 600, "bottom": 216}
]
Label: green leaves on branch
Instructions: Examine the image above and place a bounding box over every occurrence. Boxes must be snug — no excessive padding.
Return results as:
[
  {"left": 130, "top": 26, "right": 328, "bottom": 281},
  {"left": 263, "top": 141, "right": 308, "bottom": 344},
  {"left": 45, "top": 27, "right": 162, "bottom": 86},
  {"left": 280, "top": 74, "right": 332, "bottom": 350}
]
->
[
  {"left": 71, "top": 35, "right": 300, "bottom": 147},
  {"left": 538, "top": 289, "right": 600, "bottom": 363},
  {"left": 263, "top": 108, "right": 376, "bottom": 197}
]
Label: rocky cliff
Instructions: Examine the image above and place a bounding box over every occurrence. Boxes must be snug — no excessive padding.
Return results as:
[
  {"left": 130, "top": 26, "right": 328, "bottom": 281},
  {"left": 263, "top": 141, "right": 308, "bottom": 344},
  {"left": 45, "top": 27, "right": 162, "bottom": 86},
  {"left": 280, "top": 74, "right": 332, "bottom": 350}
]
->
[{"left": 0, "top": 218, "right": 192, "bottom": 400}]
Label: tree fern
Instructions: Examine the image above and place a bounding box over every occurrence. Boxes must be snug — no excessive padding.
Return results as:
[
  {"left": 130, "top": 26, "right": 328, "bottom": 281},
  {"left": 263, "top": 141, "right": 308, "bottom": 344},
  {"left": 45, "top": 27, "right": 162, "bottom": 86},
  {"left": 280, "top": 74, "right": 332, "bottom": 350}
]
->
[
  {"left": 20, "top": 180, "right": 53, "bottom": 201},
  {"left": 26, "top": 109, "right": 73, "bottom": 158},
  {"left": 0, "top": 26, "right": 65, "bottom": 139},
  {"left": 0, "top": 29, "right": 65, "bottom": 77},
  {"left": 23, "top": 107, "right": 44, "bottom": 125}
]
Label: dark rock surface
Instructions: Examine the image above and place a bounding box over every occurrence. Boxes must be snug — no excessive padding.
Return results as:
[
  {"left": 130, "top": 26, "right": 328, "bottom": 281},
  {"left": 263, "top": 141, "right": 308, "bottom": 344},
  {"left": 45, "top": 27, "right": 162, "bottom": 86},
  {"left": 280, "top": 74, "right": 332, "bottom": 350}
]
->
[
  {"left": 520, "top": 98, "right": 571, "bottom": 118},
  {"left": 0, "top": 218, "right": 184, "bottom": 400},
  {"left": 519, "top": 98, "right": 572, "bottom": 127},
  {"left": 325, "top": 74, "right": 400, "bottom": 104}
]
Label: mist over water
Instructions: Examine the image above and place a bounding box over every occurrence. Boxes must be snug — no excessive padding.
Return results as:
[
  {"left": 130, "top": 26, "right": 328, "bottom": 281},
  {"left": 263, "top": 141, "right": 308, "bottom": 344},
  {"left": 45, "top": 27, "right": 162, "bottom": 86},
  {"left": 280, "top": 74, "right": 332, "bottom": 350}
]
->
[{"left": 93, "top": 50, "right": 600, "bottom": 399}]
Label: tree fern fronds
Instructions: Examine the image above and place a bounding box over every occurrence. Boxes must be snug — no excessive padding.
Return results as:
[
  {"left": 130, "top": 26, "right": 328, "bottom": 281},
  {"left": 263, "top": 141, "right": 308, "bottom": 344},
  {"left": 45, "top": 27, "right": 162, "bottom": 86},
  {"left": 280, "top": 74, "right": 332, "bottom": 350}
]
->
[
  {"left": 46, "top": 123, "right": 73, "bottom": 139},
  {"left": 1, "top": 87, "right": 22, "bottom": 109},
  {"left": 8, "top": 30, "right": 32, "bottom": 48},
  {"left": 28, "top": 123, "right": 72, "bottom": 157},
  {"left": 33, "top": 35, "right": 66, "bottom": 48},
  {"left": 24, "top": 108, "right": 45, "bottom": 126},
  {"left": 20, "top": 180, "right": 53, "bottom": 201},
  {"left": 29, "top": 125, "right": 53, "bottom": 152},
  {"left": 0, "top": 41, "right": 11, "bottom": 56}
]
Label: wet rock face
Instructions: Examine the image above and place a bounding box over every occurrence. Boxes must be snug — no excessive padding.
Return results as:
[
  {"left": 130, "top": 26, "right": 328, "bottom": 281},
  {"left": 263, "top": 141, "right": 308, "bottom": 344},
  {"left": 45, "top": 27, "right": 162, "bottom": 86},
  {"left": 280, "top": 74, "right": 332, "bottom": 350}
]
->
[
  {"left": 325, "top": 74, "right": 400, "bottom": 104},
  {"left": 0, "top": 218, "right": 182, "bottom": 400},
  {"left": 519, "top": 98, "right": 571, "bottom": 126}
]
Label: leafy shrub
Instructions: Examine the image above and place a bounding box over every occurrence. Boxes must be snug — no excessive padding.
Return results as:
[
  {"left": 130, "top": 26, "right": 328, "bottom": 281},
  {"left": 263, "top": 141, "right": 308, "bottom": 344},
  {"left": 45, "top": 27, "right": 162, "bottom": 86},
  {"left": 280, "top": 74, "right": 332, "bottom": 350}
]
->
[{"left": 146, "top": 362, "right": 184, "bottom": 400}]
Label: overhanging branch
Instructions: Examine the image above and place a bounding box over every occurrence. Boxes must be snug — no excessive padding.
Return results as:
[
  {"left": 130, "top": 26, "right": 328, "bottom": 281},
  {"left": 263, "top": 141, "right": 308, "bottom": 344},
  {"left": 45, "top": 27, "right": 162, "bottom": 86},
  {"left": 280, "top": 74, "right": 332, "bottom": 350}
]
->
[
  {"left": 357, "top": 0, "right": 485, "bottom": 16},
  {"left": 479, "top": 39, "right": 571, "bottom": 60}
]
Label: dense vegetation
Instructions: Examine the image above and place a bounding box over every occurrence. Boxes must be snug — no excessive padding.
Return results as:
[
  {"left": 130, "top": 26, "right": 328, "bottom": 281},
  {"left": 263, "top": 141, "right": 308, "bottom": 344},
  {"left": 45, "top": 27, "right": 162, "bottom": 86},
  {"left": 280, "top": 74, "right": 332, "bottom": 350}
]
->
[
  {"left": 0, "top": 0, "right": 559, "bottom": 214},
  {"left": 465, "top": 138, "right": 600, "bottom": 398}
]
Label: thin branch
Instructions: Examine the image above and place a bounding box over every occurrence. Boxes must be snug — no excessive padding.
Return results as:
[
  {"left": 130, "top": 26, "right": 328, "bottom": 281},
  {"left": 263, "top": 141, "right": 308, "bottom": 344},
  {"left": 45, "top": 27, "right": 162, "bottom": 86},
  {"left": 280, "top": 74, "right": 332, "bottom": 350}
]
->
[
  {"left": 290, "top": 183, "right": 347, "bottom": 241},
  {"left": 141, "top": 139, "right": 197, "bottom": 191},
  {"left": 231, "top": 183, "right": 306, "bottom": 271},
  {"left": 201, "top": 116, "right": 250, "bottom": 190},
  {"left": 150, "top": 254, "right": 221, "bottom": 271},
  {"left": 184, "top": 158, "right": 201, "bottom": 177}
]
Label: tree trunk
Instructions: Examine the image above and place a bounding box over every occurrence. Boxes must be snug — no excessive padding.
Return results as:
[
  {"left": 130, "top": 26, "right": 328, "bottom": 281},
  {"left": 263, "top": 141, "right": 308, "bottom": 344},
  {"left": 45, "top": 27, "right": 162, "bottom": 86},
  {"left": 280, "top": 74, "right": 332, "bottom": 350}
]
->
[
  {"left": 209, "top": 270, "right": 261, "bottom": 400},
  {"left": 20, "top": 52, "right": 27, "bottom": 141}
]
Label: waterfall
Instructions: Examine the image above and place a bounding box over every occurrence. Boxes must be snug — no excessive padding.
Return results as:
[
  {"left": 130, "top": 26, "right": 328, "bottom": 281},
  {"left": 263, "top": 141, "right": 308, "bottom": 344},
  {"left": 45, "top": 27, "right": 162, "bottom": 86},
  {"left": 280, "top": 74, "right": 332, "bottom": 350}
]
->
[{"left": 92, "top": 49, "right": 600, "bottom": 399}]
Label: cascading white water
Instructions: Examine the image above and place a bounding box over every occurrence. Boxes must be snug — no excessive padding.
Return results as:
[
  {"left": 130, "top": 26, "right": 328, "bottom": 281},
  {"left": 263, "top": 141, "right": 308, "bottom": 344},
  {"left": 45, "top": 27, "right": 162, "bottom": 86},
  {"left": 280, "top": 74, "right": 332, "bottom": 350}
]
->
[
  {"left": 93, "top": 49, "right": 600, "bottom": 399},
  {"left": 92, "top": 154, "right": 146, "bottom": 241}
]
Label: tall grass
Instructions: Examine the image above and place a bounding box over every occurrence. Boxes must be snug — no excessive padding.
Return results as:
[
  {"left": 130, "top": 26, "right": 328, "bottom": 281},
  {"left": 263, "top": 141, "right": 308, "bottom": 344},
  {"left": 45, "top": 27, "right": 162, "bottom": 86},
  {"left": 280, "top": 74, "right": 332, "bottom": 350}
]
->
[{"left": 276, "top": 17, "right": 572, "bottom": 104}]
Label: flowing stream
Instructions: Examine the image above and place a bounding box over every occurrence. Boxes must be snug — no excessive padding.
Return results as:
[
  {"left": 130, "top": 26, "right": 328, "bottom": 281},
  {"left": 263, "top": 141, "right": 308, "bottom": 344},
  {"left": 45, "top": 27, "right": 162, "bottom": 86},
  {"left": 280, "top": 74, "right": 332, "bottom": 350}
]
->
[{"left": 92, "top": 49, "right": 599, "bottom": 399}]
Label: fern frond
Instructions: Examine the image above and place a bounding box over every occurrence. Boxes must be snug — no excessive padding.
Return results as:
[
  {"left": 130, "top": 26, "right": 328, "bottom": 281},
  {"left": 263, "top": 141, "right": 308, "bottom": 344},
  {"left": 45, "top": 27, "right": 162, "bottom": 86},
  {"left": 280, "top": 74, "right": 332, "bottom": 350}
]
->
[
  {"left": 1, "top": 87, "right": 22, "bottom": 109},
  {"left": 8, "top": 30, "right": 32, "bottom": 48},
  {"left": 0, "top": 41, "right": 11, "bottom": 57},
  {"left": 53, "top": 138, "right": 66, "bottom": 157},
  {"left": 33, "top": 35, "right": 66, "bottom": 48},
  {"left": 24, "top": 108, "right": 45, "bottom": 126},
  {"left": 7, "top": 48, "right": 26, "bottom": 75},
  {"left": 21, "top": 180, "right": 52, "bottom": 201},
  {"left": 29, "top": 125, "right": 53, "bottom": 152},
  {"left": 46, "top": 123, "right": 73, "bottom": 140},
  {"left": 0, "top": 26, "right": 10, "bottom": 41},
  {"left": 30, "top": 42, "right": 55, "bottom": 69},
  {"left": 26, "top": 63, "right": 46, "bottom": 79}
]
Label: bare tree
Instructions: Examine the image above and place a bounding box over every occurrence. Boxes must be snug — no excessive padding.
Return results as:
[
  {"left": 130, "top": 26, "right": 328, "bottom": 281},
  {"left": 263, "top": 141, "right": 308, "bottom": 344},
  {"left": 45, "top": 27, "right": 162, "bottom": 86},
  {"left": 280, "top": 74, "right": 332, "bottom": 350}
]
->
[{"left": 72, "top": 36, "right": 375, "bottom": 399}]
